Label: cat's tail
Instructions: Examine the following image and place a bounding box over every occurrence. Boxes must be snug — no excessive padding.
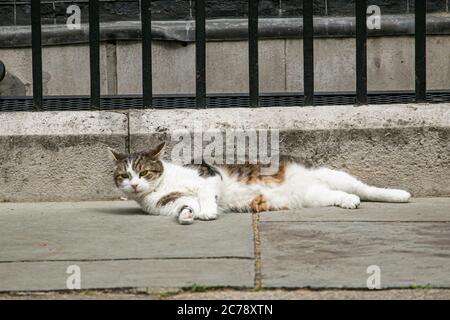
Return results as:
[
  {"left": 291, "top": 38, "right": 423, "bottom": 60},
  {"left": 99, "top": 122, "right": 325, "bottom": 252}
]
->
[{"left": 314, "top": 167, "right": 411, "bottom": 203}]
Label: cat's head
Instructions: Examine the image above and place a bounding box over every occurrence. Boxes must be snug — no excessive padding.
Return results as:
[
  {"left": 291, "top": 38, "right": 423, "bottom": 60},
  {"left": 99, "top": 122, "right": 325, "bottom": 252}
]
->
[{"left": 109, "top": 142, "right": 166, "bottom": 195}]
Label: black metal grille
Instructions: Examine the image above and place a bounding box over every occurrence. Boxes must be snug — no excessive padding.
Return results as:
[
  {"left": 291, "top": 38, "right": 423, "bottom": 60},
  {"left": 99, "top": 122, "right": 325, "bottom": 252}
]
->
[
  {"left": 2, "top": 91, "right": 450, "bottom": 112},
  {"left": 0, "top": 0, "right": 436, "bottom": 111}
]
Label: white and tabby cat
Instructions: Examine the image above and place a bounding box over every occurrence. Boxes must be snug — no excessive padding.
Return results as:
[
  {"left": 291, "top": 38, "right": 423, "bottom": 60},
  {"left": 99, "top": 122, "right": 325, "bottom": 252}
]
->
[{"left": 109, "top": 142, "right": 411, "bottom": 225}]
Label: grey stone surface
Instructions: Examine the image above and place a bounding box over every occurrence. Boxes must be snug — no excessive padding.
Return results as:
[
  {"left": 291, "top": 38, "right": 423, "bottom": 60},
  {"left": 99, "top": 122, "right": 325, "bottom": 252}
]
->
[
  {"left": 1, "top": 198, "right": 450, "bottom": 292},
  {"left": 130, "top": 104, "right": 450, "bottom": 197},
  {"left": 0, "top": 111, "right": 127, "bottom": 202},
  {"left": 42, "top": 44, "right": 110, "bottom": 95},
  {"left": 4, "top": 288, "right": 450, "bottom": 300},
  {"left": 427, "top": 36, "right": 450, "bottom": 90},
  {"left": 0, "top": 44, "right": 110, "bottom": 96},
  {"left": 260, "top": 198, "right": 450, "bottom": 288},
  {"left": 205, "top": 40, "right": 286, "bottom": 93},
  {"left": 0, "top": 259, "right": 254, "bottom": 291},
  {"left": 1, "top": 35, "right": 450, "bottom": 96},
  {"left": 116, "top": 40, "right": 196, "bottom": 95},
  {"left": 0, "top": 201, "right": 254, "bottom": 261},
  {"left": 0, "top": 201, "right": 254, "bottom": 291},
  {"left": 0, "top": 72, "right": 27, "bottom": 96},
  {"left": 260, "top": 198, "right": 450, "bottom": 222},
  {"left": 0, "top": 103, "right": 449, "bottom": 202},
  {"left": 166, "top": 288, "right": 450, "bottom": 300},
  {"left": 286, "top": 35, "right": 450, "bottom": 92},
  {"left": 116, "top": 40, "right": 286, "bottom": 95},
  {"left": 287, "top": 37, "right": 416, "bottom": 92},
  {"left": 5, "top": 1, "right": 448, "bottom": 28}
]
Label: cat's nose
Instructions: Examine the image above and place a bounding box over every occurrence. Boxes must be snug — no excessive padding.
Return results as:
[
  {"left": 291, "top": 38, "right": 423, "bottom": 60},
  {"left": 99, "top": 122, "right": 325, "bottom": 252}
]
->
[{"left": 131, "top": 184, "right": 139, "bottom": 190}]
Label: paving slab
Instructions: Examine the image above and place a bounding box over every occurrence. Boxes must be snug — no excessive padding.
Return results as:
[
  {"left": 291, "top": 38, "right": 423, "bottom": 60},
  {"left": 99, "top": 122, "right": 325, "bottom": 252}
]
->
[
  {"left": 0, "top": 259, "right": 254, "bottom": 292},
  {"left": 167, "top": 288, "right": 450, "bottom": 300},
  {"left": 0, "top": 201, "right": 254, "bottom": 261},
  {"left": 0, "top": 201, "right": 254, "bottom": 291},
  {"left": 2, "top": 288, "right": 450, "bottom": 300},
  {"left": 260, "top": 198, "right": 450, "bottom": 289},
  {"left": 260, "top": 198, "right": 450, "bottom": 222},
  {"left": 0, "top": 111, "right": 127, "bottom": 202}
]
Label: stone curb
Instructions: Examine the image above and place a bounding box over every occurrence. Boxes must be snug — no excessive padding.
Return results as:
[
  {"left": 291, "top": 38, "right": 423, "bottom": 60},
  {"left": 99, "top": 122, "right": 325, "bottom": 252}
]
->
[{"left": 0, "top": 103, "right": 449, "bottom": 202}]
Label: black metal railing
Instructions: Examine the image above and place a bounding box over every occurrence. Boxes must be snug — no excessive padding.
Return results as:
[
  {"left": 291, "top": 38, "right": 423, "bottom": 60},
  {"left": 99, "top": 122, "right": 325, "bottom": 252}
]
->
[
  {"left": 1, "top": 0, "right": 432, "bottom": 111},
  {"left": 355, "top": 0, "right": 368, "bottom": 105},
  {"left": 141, "top": 0, "right": 153, "bottom": 108},
  {"left": 303, "top": 0, "right": 314, "bottom": 106},
  {"left": 415, "top": 0, "right": 427, "bottom": 103},
  {"left": 0, "top": 61, "right": 5, "bottom": 83},
  {"left": 89, "top": 0, "right": 100, "bottom": 109},
  {"left": 31, "top": 0, "right": 43, "bottom": 110}
]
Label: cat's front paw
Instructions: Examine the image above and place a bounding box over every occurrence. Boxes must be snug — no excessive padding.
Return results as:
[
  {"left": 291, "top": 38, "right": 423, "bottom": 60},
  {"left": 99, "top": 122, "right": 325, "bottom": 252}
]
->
[
  {"left": 178, "top": 207, "right": 194, "bottom": 225},
  {"left": 196, "top": 212, "right": 218, "bottom": 221},
  {"left": 196, "top": 203, "right": 218, "bottom": 221},
  {"left": 339, "top": 194, "right": 361, "bottom": 209}
]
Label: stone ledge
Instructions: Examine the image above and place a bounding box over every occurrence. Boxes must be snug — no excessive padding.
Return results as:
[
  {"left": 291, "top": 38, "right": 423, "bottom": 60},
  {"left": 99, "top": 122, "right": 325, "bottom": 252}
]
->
[
  {"left": 0, "top": 103, "right": 449, "bottom": 202},
  {"left": 0, "top": 111, "right": 128, "bottom": 202},
  {"left": 129, "top": 104, "right": 450, "bottom": 132},
  {"left": 130, "top": 103, "right": 450, "bottom": 197},
  {"left": 2, "top": 15, "right": 450, "bottom": 47}
]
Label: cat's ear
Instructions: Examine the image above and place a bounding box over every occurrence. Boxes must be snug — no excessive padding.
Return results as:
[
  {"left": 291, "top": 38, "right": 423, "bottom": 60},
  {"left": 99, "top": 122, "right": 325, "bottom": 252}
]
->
[
  {"left": 145, "top": 142, "right": 166, "bottom": 159},
  {"left": 108, "top": 147, "right": 126, "bottom": 161}
]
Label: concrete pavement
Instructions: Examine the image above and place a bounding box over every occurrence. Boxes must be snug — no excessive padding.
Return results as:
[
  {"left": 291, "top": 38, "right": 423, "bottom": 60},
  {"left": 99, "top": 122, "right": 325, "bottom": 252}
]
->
[{"left": 0, "top": 198, "right": 449, "bottom": 294}]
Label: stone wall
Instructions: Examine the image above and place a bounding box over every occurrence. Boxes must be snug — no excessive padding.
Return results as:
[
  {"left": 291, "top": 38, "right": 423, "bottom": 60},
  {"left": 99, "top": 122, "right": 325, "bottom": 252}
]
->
[
  {"left": 1, "top": 104, "right": 449, "bottom": 202},
  {"left": 2, "top": 36, "right": 450, "bottom": 96}
]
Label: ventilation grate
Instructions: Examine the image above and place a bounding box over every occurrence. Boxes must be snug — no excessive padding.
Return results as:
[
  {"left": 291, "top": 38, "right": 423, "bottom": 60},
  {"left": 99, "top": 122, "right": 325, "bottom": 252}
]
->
[{"left": 0, "top": 91, "right": 448, "bottom": 112}]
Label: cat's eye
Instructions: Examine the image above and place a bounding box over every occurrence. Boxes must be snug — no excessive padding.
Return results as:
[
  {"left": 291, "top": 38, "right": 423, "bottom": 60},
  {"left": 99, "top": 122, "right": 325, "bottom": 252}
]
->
[
  {"left": 119, "top": 174, "right": 129, "bottom": 179},
  {"left": 140, "top": 170, "right": 150, "bottom": 177}
]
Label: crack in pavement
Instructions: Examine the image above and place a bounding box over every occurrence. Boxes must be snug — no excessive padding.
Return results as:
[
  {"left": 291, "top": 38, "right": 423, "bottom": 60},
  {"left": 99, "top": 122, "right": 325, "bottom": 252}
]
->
[
  {"left": 0, "top": 256, "right": 254, "bottom": 264},
  {"left": 252, "top": 212, "right": 262, "bottom": 290}
]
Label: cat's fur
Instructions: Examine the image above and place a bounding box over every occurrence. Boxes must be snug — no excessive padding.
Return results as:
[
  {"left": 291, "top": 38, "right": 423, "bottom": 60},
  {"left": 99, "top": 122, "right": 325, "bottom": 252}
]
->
[{"left": 110, "top": 142, "right": 411, "bottom": 225}]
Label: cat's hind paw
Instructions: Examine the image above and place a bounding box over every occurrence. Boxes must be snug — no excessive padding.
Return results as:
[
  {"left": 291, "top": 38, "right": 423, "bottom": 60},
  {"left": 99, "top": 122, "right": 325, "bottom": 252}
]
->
[
  {"left": 338, "top": 194, "right": 361, "bottom": 209},
  {"left": 388, "top": 189, "right": 411, "bottom": 203},
  {"left": 178, "top": 207, "right": 194, "bottom": 225}
]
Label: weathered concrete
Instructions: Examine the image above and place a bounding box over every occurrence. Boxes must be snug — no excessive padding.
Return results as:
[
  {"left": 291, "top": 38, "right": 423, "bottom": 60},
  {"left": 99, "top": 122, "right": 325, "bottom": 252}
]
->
[
  {"left": 0, "top": 201, "right": 254, "bottom": 291},
  {"left": 0, "top": 201, "right": 254, "bottom": 261},
  {"left": 0, "top": 103, "right": 449, "bottom": 202},
  {"left": 260, "top": 198, "right": 450, "bottom": 222},
  {"left": 1, "top": 198, "right": 450, "bottom": 292},
  {"left": 116, "top": 40, "right": 286, "bottom": 94},
  {"left": 0, "top": 111, "right": 127, "bottom": 202},
  {"left": 260, "top": 199, "right": 450, "bottom": 289},
  {"left": 0, "top": 259, "right": 254, "bottom": 292},
  {"left": 0, "top": 44, "right": 110, "bottom": 96},
  {"left": 165, "top": 288, "right": 450, "bottom": 300},
  {"left": 2, "top": 36, "right": 450, "bottom": 96},
  {"left": 130, "top": 103, "right": 450, "bottom": 197},
  {"left": 287, "top": 37, "right": 417, "bottom": 92},
  {"left": 117, "top": 40, "right": 195, "bottom": 95},
  {"left": 4, "top": 15, "right": 450, "bottom": 46},
  {"left": 3, "top": 288, "right": 450, "bottom": 300}
]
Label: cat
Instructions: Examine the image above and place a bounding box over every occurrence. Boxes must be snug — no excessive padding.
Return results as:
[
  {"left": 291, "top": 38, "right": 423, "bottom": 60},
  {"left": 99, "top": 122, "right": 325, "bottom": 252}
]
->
[{"left": 109, "top": 142, "right": 411, "bottom": 225}]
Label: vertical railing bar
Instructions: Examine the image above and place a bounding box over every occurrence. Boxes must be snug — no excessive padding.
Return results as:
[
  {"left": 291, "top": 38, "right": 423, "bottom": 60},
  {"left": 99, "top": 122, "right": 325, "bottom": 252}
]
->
[
  {"left": 141, "top": 0, "right": 152, "bottom": 108},
  {"left": 248, "top": 0, "right": 259, "bottom": 107},
  {"left": 31, "top": 0, "right": 43, "bottom": 110},
  {"left": 89, "top": 0, "right": 100, "bottom": 109},
  {"left": 195, "top": 0, "right": 206, "bottom": 108},
  {"left": 303, "top": 0, "right": 314, "bottom": 106},
  {"left": 356, "top": 0, "right": 368, "bottom": 105},
  {"left": 415, "top": 0, "right": 427, "bottom": 102}
]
